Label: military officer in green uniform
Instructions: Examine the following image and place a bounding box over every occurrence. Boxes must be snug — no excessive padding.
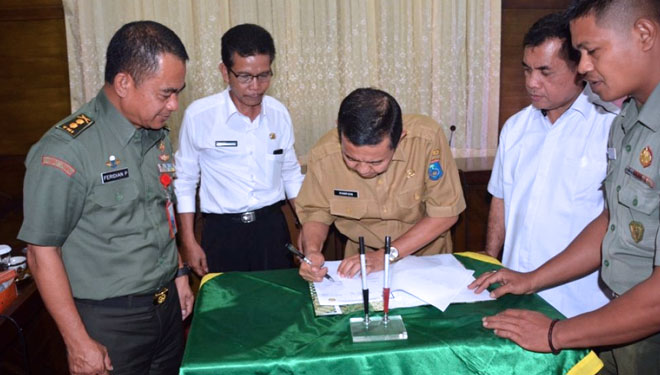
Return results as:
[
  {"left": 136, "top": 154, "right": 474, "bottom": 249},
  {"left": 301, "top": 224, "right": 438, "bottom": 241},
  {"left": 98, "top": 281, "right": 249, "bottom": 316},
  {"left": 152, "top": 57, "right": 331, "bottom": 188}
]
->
[
  {"left": 19, "top": 21, "right": 193, "bottom": 375},
  {"left": 468, "top": 1, "right": 660, "bottom": 373}
]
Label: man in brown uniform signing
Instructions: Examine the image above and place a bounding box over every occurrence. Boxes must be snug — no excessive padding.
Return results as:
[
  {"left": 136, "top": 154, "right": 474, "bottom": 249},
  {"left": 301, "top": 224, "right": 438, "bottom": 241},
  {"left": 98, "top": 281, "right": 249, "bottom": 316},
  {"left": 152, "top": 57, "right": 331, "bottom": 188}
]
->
[{"left": 296, "top": 88, "right": 465, "bottom": 281}]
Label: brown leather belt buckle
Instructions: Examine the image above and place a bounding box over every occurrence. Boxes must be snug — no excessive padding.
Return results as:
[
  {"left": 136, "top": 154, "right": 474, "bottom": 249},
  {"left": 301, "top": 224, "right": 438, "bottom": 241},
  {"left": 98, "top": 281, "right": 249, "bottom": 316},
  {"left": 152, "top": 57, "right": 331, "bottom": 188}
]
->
[{"left": 153, "top": 287, "right": 169, "bottom": 305}]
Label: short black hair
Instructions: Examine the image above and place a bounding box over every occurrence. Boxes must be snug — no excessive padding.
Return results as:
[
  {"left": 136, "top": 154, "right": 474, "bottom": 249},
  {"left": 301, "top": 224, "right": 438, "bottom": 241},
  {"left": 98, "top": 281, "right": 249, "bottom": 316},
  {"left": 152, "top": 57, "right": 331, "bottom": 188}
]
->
[
  {"left": 566, "top": 0, "right": 617, "bottom": 20},
  {"left": 105, "top": 20, "right": 188, "bottom": 85},
  {"left": 221, "top": 24, "right": 276, "bottom": 69},
  {"left": 337, "top": 88, "right": 403, "bottom": 150},
  {"left": 566, "top": 0, "right": 660, "bottom": 24},
  {"left": 523, "top": 12, "right": 580, "bottom": 66}
]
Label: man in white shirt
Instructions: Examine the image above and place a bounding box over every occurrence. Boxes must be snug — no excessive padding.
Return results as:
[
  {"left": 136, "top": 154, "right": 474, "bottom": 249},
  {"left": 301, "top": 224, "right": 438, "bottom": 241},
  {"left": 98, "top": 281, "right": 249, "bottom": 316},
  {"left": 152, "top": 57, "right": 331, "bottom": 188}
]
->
[
  {"left": 485, "top": 12, "right": 617, "bottom": 318},
  {"left": 175, "top": 24, "right": 304, "bottom": 275}
]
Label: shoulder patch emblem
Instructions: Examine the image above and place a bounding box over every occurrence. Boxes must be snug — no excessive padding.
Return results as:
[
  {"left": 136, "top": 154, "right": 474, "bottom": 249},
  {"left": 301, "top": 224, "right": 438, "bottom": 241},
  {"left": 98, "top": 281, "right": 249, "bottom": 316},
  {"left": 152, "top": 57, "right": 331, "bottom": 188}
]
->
[
  {"left": 42, "top": 155, "right": 76, "bottom": 177},
  {"left": 428, "top": 159, "right": 443, "bottom": 181},
  {"left": 56, "top": 113, "right": 94, "bottom": 137}
]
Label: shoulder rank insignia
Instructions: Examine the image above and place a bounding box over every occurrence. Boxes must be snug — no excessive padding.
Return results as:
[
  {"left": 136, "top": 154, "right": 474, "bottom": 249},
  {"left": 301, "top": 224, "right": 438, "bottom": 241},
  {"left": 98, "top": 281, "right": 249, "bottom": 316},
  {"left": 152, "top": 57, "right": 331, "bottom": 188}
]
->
[
  {"left": 640, "top": 146, "right": 653, "bottom": 168},
  {"left": 428, "top": 159, "right": 443, "bottom": 181},
  {"left": 56, "top": 113, "right": 94, "bottom": 137}
]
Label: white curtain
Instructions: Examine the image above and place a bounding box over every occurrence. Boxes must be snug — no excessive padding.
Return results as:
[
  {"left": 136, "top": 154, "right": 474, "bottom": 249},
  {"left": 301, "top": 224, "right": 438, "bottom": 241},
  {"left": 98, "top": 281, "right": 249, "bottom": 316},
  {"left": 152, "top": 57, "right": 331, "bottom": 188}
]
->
[{"left": 63, "top": 0, "right": 500, "bottom": 158}]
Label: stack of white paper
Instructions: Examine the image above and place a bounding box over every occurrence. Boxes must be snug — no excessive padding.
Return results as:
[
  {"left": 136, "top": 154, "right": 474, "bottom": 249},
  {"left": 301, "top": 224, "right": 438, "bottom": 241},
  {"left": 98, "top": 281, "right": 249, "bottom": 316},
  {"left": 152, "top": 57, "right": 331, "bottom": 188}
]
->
[{"left": 313, "top": 254, "right": 493, "bottom": 312}]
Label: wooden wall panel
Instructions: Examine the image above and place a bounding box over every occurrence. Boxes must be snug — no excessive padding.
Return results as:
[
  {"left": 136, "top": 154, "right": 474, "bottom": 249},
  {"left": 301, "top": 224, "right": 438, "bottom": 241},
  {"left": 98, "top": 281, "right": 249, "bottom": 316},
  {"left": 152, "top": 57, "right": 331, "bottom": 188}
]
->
[
  {"left": 0, "top": 0, "right": 70, "bottom": 156},
  {"left": 0, "top": 0, "right": 69, "bottom": 251}
]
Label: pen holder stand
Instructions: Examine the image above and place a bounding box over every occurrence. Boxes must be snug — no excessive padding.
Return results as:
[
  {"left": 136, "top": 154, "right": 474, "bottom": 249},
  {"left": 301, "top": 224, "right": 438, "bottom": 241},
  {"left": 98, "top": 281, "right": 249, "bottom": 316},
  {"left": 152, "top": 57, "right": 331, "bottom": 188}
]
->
[{"left": 349, "top": 315, "right": 407, "bottom": 342}]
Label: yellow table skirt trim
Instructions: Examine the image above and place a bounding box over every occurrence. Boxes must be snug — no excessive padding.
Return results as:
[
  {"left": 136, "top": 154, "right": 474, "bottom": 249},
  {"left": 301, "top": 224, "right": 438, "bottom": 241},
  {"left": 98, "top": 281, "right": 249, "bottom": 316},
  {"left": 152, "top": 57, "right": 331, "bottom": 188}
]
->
[
  {"left": 200, "top": 272, "right": 223, "bottom": 288},
  {"left": 454, "top": 251, "right": 503, "bottom": 266},
  {"left": 567, "top": 351, "right": 603, "bottom": 375}
]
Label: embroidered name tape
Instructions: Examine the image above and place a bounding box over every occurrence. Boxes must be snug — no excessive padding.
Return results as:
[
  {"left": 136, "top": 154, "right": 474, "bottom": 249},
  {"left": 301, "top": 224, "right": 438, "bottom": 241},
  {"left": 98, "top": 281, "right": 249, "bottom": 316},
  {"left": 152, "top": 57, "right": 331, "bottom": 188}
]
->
[
  {"left": 42, "top": 155, "right": 76, "bottom": 177},
  {"left": 101, "top": 168, "right": 129, "bottom": 184},
  {"left": 334, "top": 189, "right": 358, "bottom": 198}
]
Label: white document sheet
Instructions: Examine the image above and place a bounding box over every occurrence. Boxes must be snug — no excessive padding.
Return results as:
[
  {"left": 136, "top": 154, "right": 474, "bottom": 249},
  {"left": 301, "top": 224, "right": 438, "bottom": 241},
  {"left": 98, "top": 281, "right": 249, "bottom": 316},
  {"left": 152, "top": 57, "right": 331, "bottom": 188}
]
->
[{"left": 313, "top": 254, "right": 493, "bottom": 311}]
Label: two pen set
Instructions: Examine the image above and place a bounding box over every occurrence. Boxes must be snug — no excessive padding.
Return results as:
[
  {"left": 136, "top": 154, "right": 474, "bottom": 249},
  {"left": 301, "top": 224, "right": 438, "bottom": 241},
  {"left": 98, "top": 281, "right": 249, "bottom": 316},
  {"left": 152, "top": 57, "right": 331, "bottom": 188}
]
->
[
  {"left": 286, "top": 236, "right": 392, "bottom": 323},
  {"left": 359, "top": 236, "right": 392, "bottom": 325},
  {"left": 291, "top": 236, "right": 407, "bottom": 341}
]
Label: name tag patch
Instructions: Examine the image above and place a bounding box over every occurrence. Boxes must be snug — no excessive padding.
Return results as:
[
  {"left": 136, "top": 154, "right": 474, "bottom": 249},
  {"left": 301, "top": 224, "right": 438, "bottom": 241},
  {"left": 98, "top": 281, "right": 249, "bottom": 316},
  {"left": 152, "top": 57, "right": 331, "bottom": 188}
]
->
[
  {"left": 334, "top": 189, "right": 359, "bottom": 198},
  {"left": 101, "top": 168, "right": 129, "bottom": 184},
  {"left": 216, "top": 140, "right": 238, "bottom": 147}
]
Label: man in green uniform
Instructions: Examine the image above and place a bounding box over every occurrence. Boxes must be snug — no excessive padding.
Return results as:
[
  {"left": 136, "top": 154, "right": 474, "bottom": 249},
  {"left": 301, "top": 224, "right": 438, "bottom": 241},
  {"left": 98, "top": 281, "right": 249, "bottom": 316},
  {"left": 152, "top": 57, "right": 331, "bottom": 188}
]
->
[
  {"left": 18, "top": 21, "right": 193, "bottom": 375},
  {"left": 469, "top": 1, "right": 660, "bottom": 373},
  {"left": 297, "top": 88, "right": 465, "bottom": 281}
]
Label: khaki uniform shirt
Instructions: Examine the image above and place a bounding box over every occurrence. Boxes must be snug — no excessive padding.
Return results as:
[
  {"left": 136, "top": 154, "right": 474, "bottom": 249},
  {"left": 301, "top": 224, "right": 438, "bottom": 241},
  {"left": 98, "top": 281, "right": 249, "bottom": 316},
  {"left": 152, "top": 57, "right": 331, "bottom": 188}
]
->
[
  {"left": 602, "top": 82, "right": 660, "bottom": 295},
  {"left": 18, "top": 90, "right": 178, "bottom": 300},
  {"left": 296, "top": 114, "right": 466, "bottom": 257}
]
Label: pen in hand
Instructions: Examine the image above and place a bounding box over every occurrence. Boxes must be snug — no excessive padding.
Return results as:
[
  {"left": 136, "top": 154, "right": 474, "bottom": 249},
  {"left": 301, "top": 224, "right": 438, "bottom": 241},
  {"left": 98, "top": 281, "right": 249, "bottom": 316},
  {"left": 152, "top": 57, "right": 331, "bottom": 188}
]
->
[{"left": 286, "top": 243, "right": 335, "bottom": 282}]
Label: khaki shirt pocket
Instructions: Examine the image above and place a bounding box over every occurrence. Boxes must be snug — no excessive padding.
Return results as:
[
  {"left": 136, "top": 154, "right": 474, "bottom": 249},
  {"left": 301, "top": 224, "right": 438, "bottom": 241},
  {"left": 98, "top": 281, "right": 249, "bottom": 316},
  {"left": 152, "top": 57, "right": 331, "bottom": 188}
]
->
[
  {"left": 330, "top": 198, "right": 367, "bottom": 219},
  {"left": 395, "top": 189, "right": 424, "bottom": 223},
  {"left": 91, "top": 181, "right": 139, "bottom": 207}
]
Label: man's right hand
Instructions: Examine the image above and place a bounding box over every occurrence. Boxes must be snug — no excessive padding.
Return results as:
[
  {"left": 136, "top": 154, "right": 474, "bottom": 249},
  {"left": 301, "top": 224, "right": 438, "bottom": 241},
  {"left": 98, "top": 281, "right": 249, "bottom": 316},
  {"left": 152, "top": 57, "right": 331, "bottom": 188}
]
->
[
  {"left": 298, "top": 251, "right": 328, "bottom": 282},
  {"left": 67, "top": 337, "right": 113, "bottom": 375},
  {"left": 181, "top": 240, "right": 208, "bottom": 276},
  {"left": 467, "top": 268, "right": 537, "bottom": 298}
]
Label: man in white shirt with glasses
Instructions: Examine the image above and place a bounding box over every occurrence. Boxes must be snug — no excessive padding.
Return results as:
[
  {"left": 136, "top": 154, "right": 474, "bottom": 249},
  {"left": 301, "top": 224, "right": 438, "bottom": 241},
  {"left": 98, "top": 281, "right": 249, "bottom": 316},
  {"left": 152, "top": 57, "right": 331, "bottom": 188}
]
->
[{"left": 175, "top": 24, "right": 304, "bottom": 275}]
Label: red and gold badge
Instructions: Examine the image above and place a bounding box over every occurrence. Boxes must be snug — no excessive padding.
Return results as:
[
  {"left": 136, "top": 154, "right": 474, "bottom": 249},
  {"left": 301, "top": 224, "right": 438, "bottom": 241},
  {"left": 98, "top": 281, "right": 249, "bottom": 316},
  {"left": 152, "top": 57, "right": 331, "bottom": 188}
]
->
[{"left": 640, "top": 146, "right": 653, "bottom": 168}]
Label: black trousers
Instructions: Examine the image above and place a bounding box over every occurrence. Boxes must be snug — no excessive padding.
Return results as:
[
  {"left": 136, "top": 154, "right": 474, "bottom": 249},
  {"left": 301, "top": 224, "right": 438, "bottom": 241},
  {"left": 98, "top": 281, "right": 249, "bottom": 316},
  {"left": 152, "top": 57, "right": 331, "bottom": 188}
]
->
[
  {"left": 201, "top": 203, "right": 294, "bottom": 272},
  {"left": 74, "top": 281, "right": 183, "bottom": 375}
]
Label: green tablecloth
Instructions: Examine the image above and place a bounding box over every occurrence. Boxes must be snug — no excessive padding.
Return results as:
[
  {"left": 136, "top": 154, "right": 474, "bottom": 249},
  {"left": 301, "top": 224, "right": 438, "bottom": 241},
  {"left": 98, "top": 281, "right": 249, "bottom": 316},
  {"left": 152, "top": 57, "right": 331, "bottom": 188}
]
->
[{"left": 180, "top": 253, "right": 601, "bottom": 375}]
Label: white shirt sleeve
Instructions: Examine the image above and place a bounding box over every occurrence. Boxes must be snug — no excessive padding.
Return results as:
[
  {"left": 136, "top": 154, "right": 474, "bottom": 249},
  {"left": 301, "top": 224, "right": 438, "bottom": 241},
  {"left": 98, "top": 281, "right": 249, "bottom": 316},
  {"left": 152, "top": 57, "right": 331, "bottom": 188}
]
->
[
  {"left": 174, "top": 109, "right": 201, "bottom": 213},
  {"left": 279, "top": 110, "right": 304, "bottom": 199},
  {"left": 488, "top": 123, "right": 508, "bottom": 199}
]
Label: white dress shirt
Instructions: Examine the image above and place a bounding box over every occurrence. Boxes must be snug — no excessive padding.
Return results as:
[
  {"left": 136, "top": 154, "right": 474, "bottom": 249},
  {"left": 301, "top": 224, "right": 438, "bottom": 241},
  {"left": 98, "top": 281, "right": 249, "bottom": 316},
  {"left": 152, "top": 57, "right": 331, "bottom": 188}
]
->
[
  {"left": 488, "top": 86, "right": 618, "bottom": 318},
  {"left": 175, "top": 88, "right": 304, "bottom": 214}
]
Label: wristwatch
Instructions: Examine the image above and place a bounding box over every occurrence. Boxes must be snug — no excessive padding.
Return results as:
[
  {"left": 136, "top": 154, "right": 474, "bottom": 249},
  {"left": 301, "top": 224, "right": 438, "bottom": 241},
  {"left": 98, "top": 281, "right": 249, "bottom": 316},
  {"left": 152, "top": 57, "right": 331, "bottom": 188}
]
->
[
  {"left": 176, "top": 263, "right": 192, "bottom": 278},
  {"left": 388, "top": 246, "right": 400, "bottom": 262}
]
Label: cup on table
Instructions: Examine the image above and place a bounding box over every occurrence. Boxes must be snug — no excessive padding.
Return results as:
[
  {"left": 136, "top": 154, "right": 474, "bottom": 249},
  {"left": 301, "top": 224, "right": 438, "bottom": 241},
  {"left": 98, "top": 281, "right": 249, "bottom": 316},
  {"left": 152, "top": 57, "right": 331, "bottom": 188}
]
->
[
  {"left": 0, "top": 245, "right": 11, "bottom": 271},
  {"left": 9, "top": 256, "right": 27, "bottom": 279}
]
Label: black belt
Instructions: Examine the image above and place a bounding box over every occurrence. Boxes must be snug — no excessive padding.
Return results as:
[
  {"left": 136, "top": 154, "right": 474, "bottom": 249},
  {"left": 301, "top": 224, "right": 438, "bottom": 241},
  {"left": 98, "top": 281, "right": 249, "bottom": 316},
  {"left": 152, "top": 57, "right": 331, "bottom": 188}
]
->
[
  {"left": 205, "top": 201, "right": 282, "bottom": 224},
  {"left": 75, "top": 280, "right": 174, "bottom": 308}
]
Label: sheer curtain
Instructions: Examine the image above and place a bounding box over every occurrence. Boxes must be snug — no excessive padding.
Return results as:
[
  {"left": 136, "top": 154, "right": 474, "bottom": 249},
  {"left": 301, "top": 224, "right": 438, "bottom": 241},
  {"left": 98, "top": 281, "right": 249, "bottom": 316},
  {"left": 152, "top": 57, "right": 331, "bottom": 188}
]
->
[{"left": 63, "top": 0, "right": 500, "bottom": 158}]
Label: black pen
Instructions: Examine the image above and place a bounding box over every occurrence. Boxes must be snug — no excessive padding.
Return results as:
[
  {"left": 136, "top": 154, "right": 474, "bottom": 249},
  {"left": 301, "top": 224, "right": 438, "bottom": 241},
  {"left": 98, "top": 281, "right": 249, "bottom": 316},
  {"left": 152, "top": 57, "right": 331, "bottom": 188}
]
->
[
  {"left": 285, "top": 243, "right": 335, "bottom": 282},
  {"left": 359, "top": 236, "right": 369, "bottom": 324},
  {"left": 383, "top": 236, "right": 391, "bottom": 324}
]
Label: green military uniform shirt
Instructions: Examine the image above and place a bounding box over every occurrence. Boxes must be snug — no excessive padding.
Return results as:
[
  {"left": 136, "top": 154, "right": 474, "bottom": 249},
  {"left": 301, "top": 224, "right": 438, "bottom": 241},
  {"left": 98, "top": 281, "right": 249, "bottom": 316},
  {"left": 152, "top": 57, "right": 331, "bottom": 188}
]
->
[
  {"left": 602, "top": 82, "right": 660, "bottom": 295},
  {"left": 18, "top": 89, "right": 178, "bottom": 300},
  {"left": 296, "top": 114, "right": 466, "bottom": 257}
]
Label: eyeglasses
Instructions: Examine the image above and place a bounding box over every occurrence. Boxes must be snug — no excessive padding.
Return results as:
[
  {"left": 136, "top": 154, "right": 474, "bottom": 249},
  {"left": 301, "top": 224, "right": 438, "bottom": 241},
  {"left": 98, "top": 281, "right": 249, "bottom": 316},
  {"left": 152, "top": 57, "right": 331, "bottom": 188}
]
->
[{"left": 227, "top": 67, "right": 273, "bottom": 84}]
